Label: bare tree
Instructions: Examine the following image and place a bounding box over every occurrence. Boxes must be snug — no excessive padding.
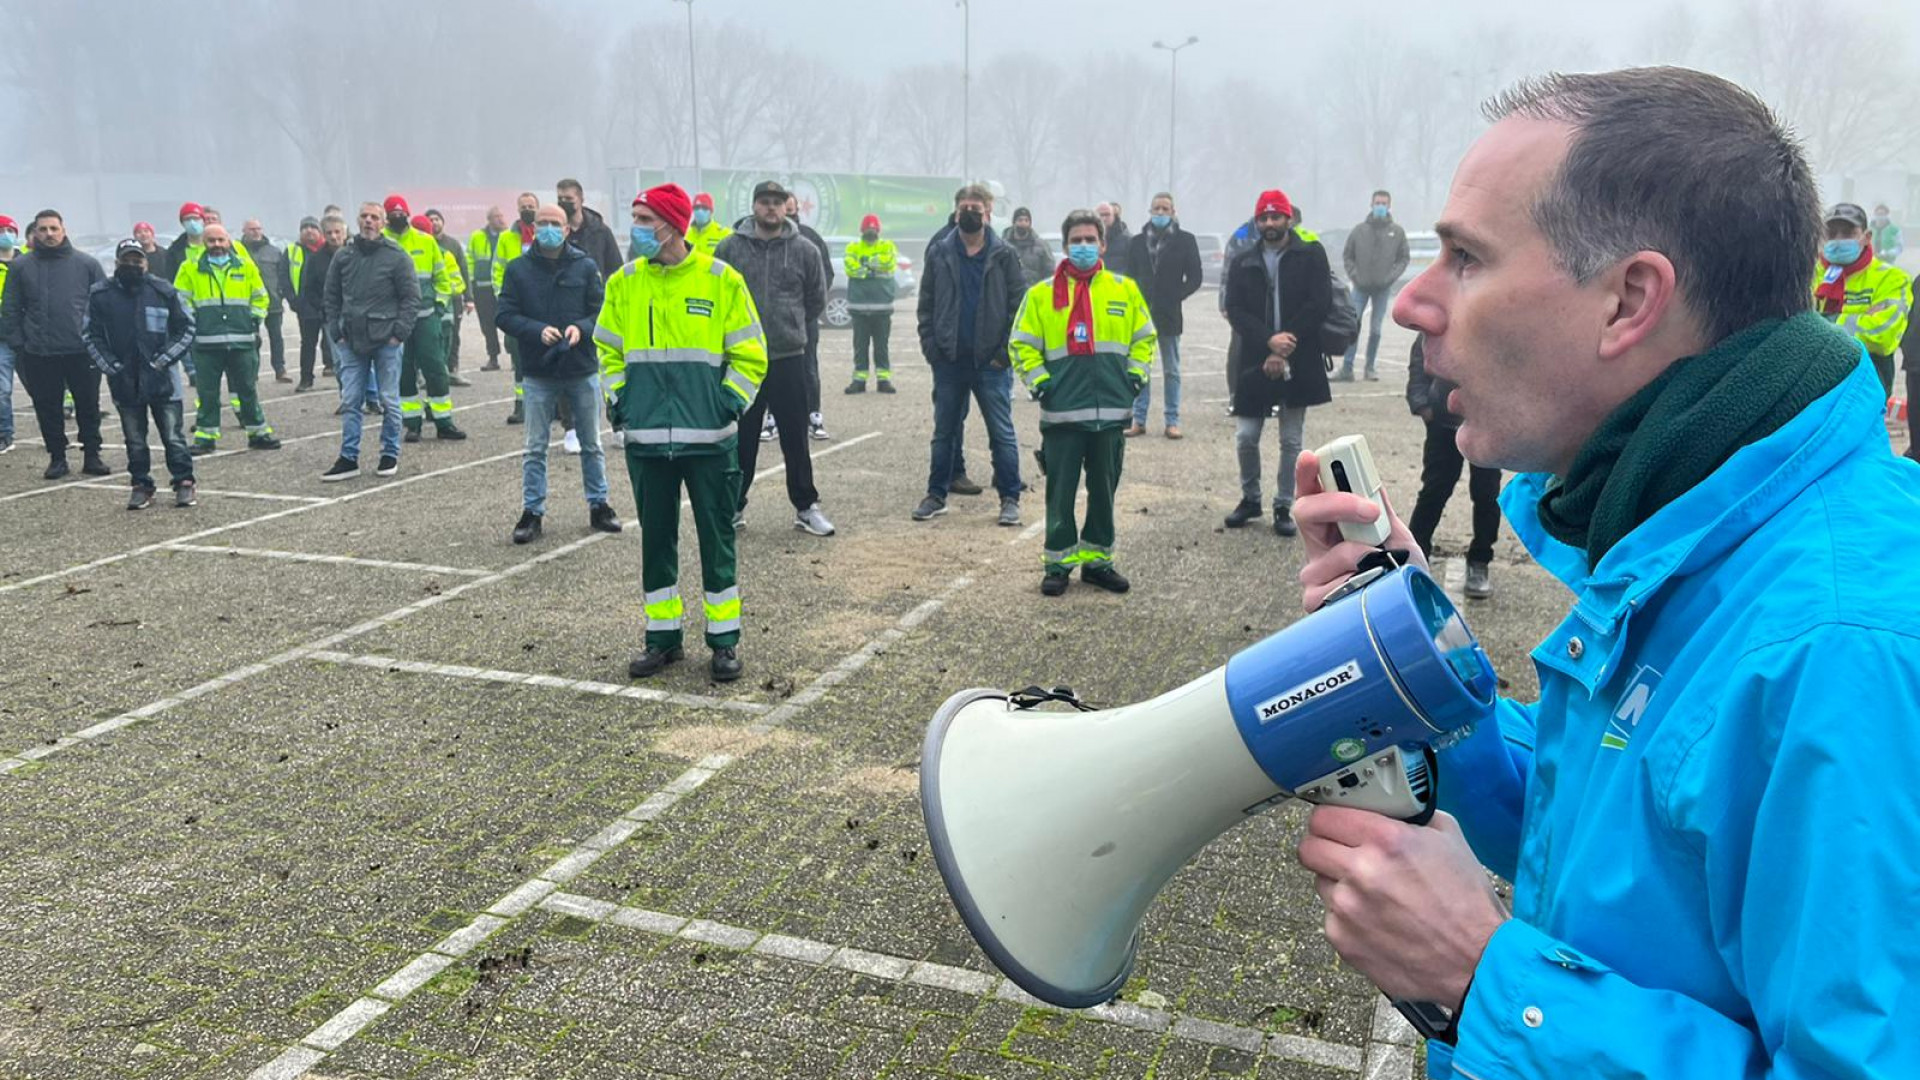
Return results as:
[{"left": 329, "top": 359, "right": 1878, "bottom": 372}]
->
[
  {"left": 883, "top": 65, "right": 963, "bottom": 176},
  {"left": 975, "top": 52, "right": 1060, "bottom": 210}
]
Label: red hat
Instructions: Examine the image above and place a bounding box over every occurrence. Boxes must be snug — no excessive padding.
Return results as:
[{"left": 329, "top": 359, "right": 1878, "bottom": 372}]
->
[
  {"left": 692, "top": 192, "right": 715, "bottom": 211},
  {"left": 383, "top": 194, "right": 410, "bottom": 215},
  {"left": 410, "top": 214, "right": 433, "bottom": 233},
  {"left": 1253, "top": 189, "right": 1294, "bottom": 220},
  {"left": 633, "top": 183, "right": 692, "bottom": 236},
  {"left": 178, "top": 201, "right": 205, "bottom": 221},
  {"left": 0, "top": 215, "right": 15, "bottom": 232},
  {"left": 860, "top": 214, "right": 881, "bottom": 232}
]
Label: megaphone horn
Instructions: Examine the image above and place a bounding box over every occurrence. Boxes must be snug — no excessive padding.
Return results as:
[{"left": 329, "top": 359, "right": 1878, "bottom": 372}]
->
[{"left": 920, "top": 563, "right": 1497, "bottom": 1009}]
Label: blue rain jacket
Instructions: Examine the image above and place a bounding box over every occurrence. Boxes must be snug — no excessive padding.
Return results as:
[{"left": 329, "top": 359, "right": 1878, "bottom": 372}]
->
[{"left": 1429, "top": 356, "right": 1920, "bottom": 1078}]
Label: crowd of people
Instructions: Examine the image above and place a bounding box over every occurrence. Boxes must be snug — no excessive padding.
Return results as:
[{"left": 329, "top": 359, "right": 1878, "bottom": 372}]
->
[{"left": 0, "top": 164, "right": 1913, "bottom": 664}]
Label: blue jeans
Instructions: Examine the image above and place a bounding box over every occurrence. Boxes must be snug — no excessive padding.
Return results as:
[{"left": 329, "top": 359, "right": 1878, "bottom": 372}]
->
[
  {"left": 1340, "top": 284, "right": 1394, "bottom": 375},
  {"left": 522, "top": 373, "right": 609, "bottom": 514},
  {"left": 0, "top": 342, "right": 13, "bottom": 440},
  {"left": 1131, "top": 332, "right": 1182, "bottom": 427},
  {"left": 335, "top": 340, "right": 403, "bottom": 462},
  {"left": 928, "top": 362, "right": 1021, "bottom": 499}
]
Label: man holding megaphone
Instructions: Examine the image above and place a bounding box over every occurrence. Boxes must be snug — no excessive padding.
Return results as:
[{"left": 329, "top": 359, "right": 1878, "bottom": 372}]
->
[{"left": 1288, "top": 68, "right": 1920, "bottom": 1076}]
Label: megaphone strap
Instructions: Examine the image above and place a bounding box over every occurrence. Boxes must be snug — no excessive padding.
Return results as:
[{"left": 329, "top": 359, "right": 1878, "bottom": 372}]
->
[{"left": 1007, "top": 685, "right": 1098, "bottom": 712}]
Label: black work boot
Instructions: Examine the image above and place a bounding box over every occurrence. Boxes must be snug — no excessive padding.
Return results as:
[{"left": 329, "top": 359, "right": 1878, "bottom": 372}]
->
[
  {"left": 710, "top": 647, "right": 743, "bottom": 683},
  {"left": 1081, "top": 563, "right": 1131, "bottom": 594},
  {"left": 507, "top": 399, "right": 524, "bottom": 425},
  {"left": 81, "top": 451, "right": 111, "bottom": 477},
  {"left": 511, "top": 510, "right": 542, "bottom": 545},
  {"left": 628, "top": 645, "right": 684, "bottom": 679},
  {"left": 1224, "top": 499, "right": 1261, "bottom": 528},
  {"left": 1041, "top": 572, "right": 1070, "bottom": 597}
]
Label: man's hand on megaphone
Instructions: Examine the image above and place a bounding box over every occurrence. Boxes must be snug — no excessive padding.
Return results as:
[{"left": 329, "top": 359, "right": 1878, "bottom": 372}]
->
[
  {"left": 1294, "top": 449, "right": 1425, "bottom": 612},
  {"left": 1297, "top": 806, "right": 1508, "bottom": 1009}
]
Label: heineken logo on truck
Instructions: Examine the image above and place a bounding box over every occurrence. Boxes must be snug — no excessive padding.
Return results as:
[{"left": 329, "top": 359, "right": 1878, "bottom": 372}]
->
[{"left": 1257, "top": 661, "right": 1364, "bottom": 724}]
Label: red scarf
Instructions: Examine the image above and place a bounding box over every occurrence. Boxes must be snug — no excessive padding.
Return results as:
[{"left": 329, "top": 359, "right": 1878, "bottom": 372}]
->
[
  {"left": 1815, "top": 240, "right": 1873, "bottom": 315},
  {"left": 515, "top": 220, "right": 537, "bottom": 248},
  {"left": 1051, "top": 259, "right": 1102, "bottom": 355}
]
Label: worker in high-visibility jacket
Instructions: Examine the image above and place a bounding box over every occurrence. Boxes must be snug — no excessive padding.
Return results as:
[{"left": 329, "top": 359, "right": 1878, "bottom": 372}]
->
[
  {"left": 843, "top": 213, "right": 898, "bottom": 393},
  {"left": 173, "top": 223, "right": 281, "bottom": 452},
  {"left": 596, "top": 183, "right": 767, "bottom": 685},
  {"left": 467, "top": 205, "right": 508, "bottom": 372},
  {"left": 685, "top": 192, "right": 732, "bottom": 256},
  {"left": 1010, "top": 208, "right": 1155, "bottom": 597},
  {"left": 494, "top": 191, "right": 542, "bottom": 424},
  {"left": 382, "top": 195, "right": 466, "bottom": 440},
  {"left": 1813, "top": 201, "right": 1913, "bottom": 396}
]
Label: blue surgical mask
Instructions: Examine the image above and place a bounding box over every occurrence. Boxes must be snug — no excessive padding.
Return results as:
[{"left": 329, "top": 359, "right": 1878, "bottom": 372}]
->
[
  {"left": 692, "top": 208, "right": 712, "bottom": 228},
  {"left": 1150, "top": 213, "right": 1171, "bottom": 229},
  {"left": 1067, "top": 243, "right": 1100, "bottom": 271},
  {"left": 0, "top": 231, "right": 14, "bottom": 251},
  {"left": 1824, "top": 239, "right": 1862, "bottom": 265},
  {"left": 630, "top": 224, "right": 661, "bottom": 259},
  {"left": 1371, "top": 204, "right": 1390, "bottom": 219},
  {"left": 535, "top": 224, "right": 565, "bottom": 251},
  {"left": 208, "top": 253, "right": 231, "bottom": 267},
  {"left": 185, "top": 219, "right": 205, "bottom": 238}
]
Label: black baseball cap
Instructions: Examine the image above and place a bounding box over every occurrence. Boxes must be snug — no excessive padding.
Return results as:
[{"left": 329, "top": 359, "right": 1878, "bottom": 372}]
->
[
  {"left": 1825, "top": 202, "right": 1870, "bottom": 230},
  {"left": 115, "top": 238, "right": 147, "bottom": 259},
  {"left": 752, "top": 180, "right": 791, "bottom": 203}
]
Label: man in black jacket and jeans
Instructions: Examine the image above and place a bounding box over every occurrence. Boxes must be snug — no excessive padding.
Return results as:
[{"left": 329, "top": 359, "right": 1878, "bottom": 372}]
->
[
  {"left": 913, "top": 183, "right": 1026, "bottom": 526},
  {"left": 1223, "top": 189, "right": 1332, "bottom": 537},
  {"left": 0, "top": 209, "right": 108, "bottom": 479},
  {"left": 1124, "top": 191, "right": 1204, "bottom": 438},
  {"left": 496, "top": 203, "right": 620, "bottom": 544},
  {"left": 84, "top": 240, "right": 197, "bottom": 509},
  {"left": 1405, "top": 333, "right": 1499, "bottom": 598},
  {"left": 321, "top": 202, "right": 419, "bottom": 482}
]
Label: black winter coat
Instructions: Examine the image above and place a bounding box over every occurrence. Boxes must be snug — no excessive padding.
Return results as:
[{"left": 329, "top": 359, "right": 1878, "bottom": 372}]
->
[
  {"left": 1124, "top": 224, "right": 1204, "bottom": 337},
  {"left": 916, "top": 228, "right": 1026, "bottom": 367},
  {"left": 0, "top": 241, "right": 105, "bottom": 354},
  {"left": 1104, "top": 220, "right": 1134, "bottom": 278},
  {"left": 495, "top": 244, "right": 604, "bottom": 379},
  {"left": 324, "top": 236, "right": 420, "bottom": 355},
  {"left": 569, "top": 207, "right": 625, "bottom": 284},
  {"left": 82, "top": 274, "right": 195, "bottom": 406},
  {"left": 1225, "top": 239, "right": 1333, "bottom": 414}
]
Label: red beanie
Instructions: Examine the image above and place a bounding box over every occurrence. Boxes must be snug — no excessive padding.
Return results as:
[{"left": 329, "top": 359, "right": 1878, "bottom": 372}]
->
[
  {"left": 692, "top": 192, "right": 715, "bottom": 211},
  {"left": 178, "top": 201, "right": 205, "bottom": 221},
  {"left": 1253, "top": 189, "right": 1294, "bottom": 220},
  {"left": 0, "top": 215, "right": 18, "bottom": 232},
  {"left": 860, "top": 214, "right": 881, "bottom": 232},
  {"left": 410, "top": 214, "right": 433, "bottom": 233},
  {"left": 384, "top": 194, "right": 410, "bottom": 215},
  {"left": 633, "top": 183, "right": 692, "bottom": 236}
]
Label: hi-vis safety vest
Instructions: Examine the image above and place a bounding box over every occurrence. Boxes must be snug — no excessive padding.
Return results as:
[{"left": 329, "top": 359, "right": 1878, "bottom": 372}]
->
[
  {"left": 687, "top": 219, "right": 733, "bottom": 257},
  {"left": 594, "top": 250, "right": 768, "bottom": 457},
  {"left": 385, "top": 226, "right": 457, "bottom": 317},
  {"left": 843, "top": 238, "right": 898, "bottom": 312},
  {"left": 1009, "top": 268, "right": 1156, "bottom": 430},
  {"left": 468, "top": 228, "right": 503, "bottom": 293},
  {"left": 1813, "top": 257, "right": 1913, "bottom": 358},
  {"left": 492, "top": 225, "right": 535, "bottom": 294},
  {"left": 174, "top": 252, "right": 268, "bottom": 348}
]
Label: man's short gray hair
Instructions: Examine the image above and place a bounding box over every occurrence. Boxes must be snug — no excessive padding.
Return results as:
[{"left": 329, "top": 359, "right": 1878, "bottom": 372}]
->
[{"left": 1486, "top": 67, "right": 1818, "bottom": 342}]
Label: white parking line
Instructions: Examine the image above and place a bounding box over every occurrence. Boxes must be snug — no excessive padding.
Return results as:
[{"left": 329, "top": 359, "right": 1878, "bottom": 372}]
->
[
  {"left": 0, "top": 431, "right": 884, "bottom": 773},
  {"left": 528, "top": 890, "right": 1393, "bottom": 1076},
  {"left": 77, "top": 482, "right": 327, "bottom": 504},
  {"left": 161, "top": 544, "right": 493, "bottom": 577},
  {"left": 306, "top": 650, "right": 772, "bottom": 715}
]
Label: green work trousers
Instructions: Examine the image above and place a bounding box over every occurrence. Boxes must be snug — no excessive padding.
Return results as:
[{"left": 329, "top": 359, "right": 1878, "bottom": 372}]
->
[
  {"left": 400, "top": 313, "right": 451, "bottom": 429},
  {"left": 190, "top": 346, "right": 267, "bottom": 443},
  {"left": 627, "top": 449, "right": 742, "bottom": 650},
  {"left": 1041, "top": 424, "right": 1124, "bottom": 575}
]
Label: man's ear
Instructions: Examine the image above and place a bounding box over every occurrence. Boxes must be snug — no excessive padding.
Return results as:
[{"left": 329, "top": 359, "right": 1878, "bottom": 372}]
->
[{"left": 1596, "top": 250, "right": 1680, "bottom": 362}]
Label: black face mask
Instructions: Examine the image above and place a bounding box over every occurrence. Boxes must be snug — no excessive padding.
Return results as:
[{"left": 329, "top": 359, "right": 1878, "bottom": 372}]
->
[
  {"left": 519, "top": 208, "right": 536, "bottom": 225},
  {"left": 558, "top": 199, "right": 578, "bottom": 216},
  {"left": 957, "top": 209, "right": 984, "bottom": 234},
  {"left": 387, "top": 212, "right": 409, "bottom": 232},
  {"left": 861, "top": 231, "right": 878, "bottom": 243},
  {"left": 115, "top": 264, "right": 145, "bottom": 286},
  {"left": 1260, "top": 226, "right": 1287, "bottom": 243}
]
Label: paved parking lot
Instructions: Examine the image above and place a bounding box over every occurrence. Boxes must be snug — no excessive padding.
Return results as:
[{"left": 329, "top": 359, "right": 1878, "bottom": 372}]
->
[{"left": 0, "top": 296, "right": 1571, "bottom": 1079}]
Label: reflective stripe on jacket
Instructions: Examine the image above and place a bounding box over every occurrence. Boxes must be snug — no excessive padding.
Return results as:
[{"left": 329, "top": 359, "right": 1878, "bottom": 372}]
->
[
  {"left": 1812, "top": 257, "right": 1912, "bottom": 357},
  {"left": 174, "top": 252, "right": 267, "bottom": 348},
  {"left": 385, "top": 227, "right": 457, "bottom": 316},
  {"left": 844, "top": 238, "right": 898, "bottom": 312},
  {"left": 467, "top": 228, "right": 501, "bottom": 292},
  {"left": 1008, "top": 269, "right": 1155, "bottom": 431},
  {"left": 594, "top": 251, "right": 768, "bottom": 457}
]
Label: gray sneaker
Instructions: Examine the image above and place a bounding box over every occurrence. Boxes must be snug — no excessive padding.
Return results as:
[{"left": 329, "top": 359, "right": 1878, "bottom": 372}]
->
[
  {"left": 1465, "top": 562, "right": 1493, "bottom": 600},
  {"left": 795, "top": 504, "right": 836, "bottom": 536},
  {"left": 912, "top": 495, "right": 947, "bottom": 521},
  {"left": 997, "top": 496, "right": 1020, "bottom": 527}
]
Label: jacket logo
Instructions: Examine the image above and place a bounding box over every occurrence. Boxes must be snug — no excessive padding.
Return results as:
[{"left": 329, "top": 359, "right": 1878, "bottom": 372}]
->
[
  {"left": 1256, "top": 661, "right": 1364, "bottom": 724},
  {"left": 685, "top": 298, "right": 715, "bottom": 318},
  {"left": 1105, "top": 302, "right": 1127, "bottom": 316},
  {"left": 1600, "top": 665, "right": 1662, "bottom": 750}
]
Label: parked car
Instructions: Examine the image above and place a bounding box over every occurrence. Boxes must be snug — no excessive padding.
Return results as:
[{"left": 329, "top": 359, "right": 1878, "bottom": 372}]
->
[
  {"left": 1194, "top": 231, "right": 1226, "bottom": 287},
  {"left": 820, "top": 236, "right": 917, "bottom": 330}
]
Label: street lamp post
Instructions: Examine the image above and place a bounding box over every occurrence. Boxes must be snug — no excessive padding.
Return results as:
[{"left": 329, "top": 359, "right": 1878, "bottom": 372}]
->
[
  {"left": 1152, "top": 36, "right": 1199, "bottom": 192},
  {"left": 673, "top": 0, "right": 702, "bottom": 192},
  {"left": 957, "top": 0, "right": 970, "bottom": 182}
]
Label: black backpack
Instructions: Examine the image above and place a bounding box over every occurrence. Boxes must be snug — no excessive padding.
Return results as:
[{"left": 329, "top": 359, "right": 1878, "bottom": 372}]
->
[{"left": 1320, "top": 271, "right": 1361, "bottom": 359}]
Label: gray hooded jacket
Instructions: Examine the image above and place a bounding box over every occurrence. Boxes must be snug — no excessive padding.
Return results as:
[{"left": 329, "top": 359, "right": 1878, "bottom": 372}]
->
[{"left": 714, "top": 220, "right": 824, "bottom": 361}]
